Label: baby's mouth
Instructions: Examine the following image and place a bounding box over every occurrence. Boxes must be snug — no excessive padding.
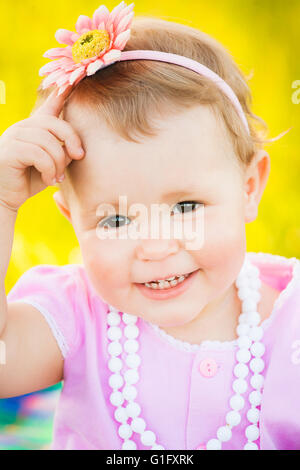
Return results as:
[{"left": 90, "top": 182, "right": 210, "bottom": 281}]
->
[{"left": 140, "top": 270, "right": 198, "bottom": 290}]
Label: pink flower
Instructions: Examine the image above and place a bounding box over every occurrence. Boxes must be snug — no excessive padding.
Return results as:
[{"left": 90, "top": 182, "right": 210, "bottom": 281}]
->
[{"left": 39, "top": 2, "right": 135, "bottom": 95}]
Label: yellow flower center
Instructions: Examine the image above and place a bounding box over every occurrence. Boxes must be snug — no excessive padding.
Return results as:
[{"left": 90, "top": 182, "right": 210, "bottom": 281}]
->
[{"left": 72, "top": 30, "right": 110, "bottom": 63}]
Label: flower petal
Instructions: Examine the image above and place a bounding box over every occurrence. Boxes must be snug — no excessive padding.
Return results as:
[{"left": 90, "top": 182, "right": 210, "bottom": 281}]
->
[
  {"left": 69, "top": 66, "right": 86, "bottom": 85},
  {"left": 71, "top": 33, "right": 80, "bottom": 42},
  {"left": 114, "top": 2, "right": 134, "bottom": 27},
  {"left": 55, "top": 29, "right": 76, "bottom": 46},
  {"left": 86, "top": 59, "right": 104, "bottom": 76},
  {"left": 115, "top": 12, "right": 134, "bottom": 36},
  {"left": 75, "top": 15, "right": 92, "bottom": 35},
  {"left": 92, "top": 5, "right": 110, "bottom": 29},
  {"left": 113, "top": 29, "right": 131, "bottom": 50},
  {"left": 102, "top": 49, "right": 121, "bottom": 64},
  {"left": 56, "top": 73, "right": 70, "bottom": 87},
  {"left": 43, "top": 47, "right": 73, "bottom": 59},
  {"left": 42, "top": 69, "right": 66, "bottom": 89},
  {"left": 98, "top": 21, "right": 106, "bottom": 31},
  {"left": 107, "top": 1, "right": 126, "bottom": 28}
]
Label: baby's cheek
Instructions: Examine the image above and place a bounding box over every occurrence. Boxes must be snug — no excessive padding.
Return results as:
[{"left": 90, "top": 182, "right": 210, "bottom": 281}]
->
[{"left": 194, "top": 208, "right": 246, "bottom": 287}]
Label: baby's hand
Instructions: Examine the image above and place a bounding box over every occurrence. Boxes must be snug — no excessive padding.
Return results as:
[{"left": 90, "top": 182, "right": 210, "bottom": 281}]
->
[{"left": 0, "top": 87, "right": 85, "bottom": 211}]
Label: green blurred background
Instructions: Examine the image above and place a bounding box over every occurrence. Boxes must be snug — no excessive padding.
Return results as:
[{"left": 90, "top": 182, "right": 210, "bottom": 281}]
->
[{"left": 0, "top": 0, "right": 299, "bottom": 449}]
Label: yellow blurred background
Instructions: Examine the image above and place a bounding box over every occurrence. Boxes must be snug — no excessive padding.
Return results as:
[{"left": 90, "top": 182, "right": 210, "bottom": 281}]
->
[{"left": 1, "top": 0, "right": 299, "bottom": 294}]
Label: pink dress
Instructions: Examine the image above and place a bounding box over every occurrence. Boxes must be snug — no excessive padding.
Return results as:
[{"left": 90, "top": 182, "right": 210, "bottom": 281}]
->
[{"left": 6, "top": 251, "right": 300, "bottom": 450}]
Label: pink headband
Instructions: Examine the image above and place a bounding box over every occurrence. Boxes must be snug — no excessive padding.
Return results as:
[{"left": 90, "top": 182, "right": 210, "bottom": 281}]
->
[{"left": 38, "top": 2, "right": 251, "bottom": 136}]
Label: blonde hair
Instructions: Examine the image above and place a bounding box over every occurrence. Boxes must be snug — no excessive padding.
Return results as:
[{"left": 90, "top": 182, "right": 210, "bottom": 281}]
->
[{"left": 35, "top": 16, "right": 280, "bottom": 184}]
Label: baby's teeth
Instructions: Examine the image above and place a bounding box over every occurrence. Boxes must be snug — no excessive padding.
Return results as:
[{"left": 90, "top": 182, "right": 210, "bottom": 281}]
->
[{"left": 178, "top": 276, "right": 185, "bottom": 283}]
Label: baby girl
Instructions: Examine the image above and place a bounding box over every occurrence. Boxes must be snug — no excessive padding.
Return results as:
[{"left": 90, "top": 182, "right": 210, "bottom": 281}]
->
[{"left": 0, "top": 2, "right": 299, "bottom": 450}]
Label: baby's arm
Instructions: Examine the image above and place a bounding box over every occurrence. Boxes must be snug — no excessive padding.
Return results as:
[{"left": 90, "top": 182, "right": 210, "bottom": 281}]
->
[
  {"left": 0, "top": 205, "right": 64, "bottom": 398},
  {"left": 0, "top": 87, "right": 85, "bottom": 398}
]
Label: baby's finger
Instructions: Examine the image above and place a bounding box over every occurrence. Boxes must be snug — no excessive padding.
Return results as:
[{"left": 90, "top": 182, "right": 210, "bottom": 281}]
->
[
  {"left": 12, "top": 140, "right": 57, "bottom": 187},
  {"left": 17, "top": 114, "right": 84, "bottom": 161},
  {"left": 32, "top": 86, "right": 73, "bottom": 118},
  {"left": 13, "top": 127, "right": 68, "bottom": 179}
]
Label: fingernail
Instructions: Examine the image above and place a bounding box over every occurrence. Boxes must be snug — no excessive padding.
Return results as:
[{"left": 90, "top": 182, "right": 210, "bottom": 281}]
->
[
  {"left": 57, "top": 174, "right": 65, "bottom": 182},
  {"left": 52, "top": 178, "right": 57, "bottom": 185}
]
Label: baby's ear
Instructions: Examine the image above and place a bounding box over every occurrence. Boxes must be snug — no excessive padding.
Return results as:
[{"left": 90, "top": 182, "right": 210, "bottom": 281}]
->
[
  {"left": 53, "top": 190, "right": 72, "bottom": 223},
  {"left": 244, "top": 149, "right": 271, "bottom": 224}
]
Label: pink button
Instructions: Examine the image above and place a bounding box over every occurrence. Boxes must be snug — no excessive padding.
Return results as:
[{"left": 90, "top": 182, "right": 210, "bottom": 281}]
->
[
  {"left": 199, "top": 358, "right": 218, "bottom": 377},
  {"left": 196, "top": 443, "right": 206, "bottom": 450}
]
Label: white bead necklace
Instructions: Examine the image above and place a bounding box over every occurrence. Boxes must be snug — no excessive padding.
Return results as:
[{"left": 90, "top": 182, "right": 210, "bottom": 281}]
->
[{"left": 106, "top": 259, "right": 265, "bottom": 450}]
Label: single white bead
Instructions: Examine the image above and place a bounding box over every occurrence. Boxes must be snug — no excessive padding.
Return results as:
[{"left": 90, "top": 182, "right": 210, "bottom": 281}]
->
[
  {"left": 250, "top": 374, "right": 264, "bottom": 390},
  {"left": 107, "top": 326, "right": 122, "bottom": 341},
  {"left": 246, "top": 264, "right": 260, "bottom": 277},
  {"left": 107, "top": 341, "right": 122, "bottom": 356},
  {"left": 122, "top": 313, "right": 138, "bottom": 324},
  {"left": 206, "top": 439, "right": 222, "bottom": 450},
  {"left": 247, "top": 407, "right": 260, "bottom": 423},
  {"left": 249, "top": 390, "right": 262, "bottom": 406},
  {"left": 238, "top": 313, "right": 249, "bottom": 324},
  {"left": 248, "top": 326, "right": 263, "bottom": 342},
  {"left": 245, "top": 424, "right": 260, "bottom": 441},
  {"left": 236, "top": 348, "right": 251, "bottom": 364},
  {"left": 235, "top": 277, "right": 248, "bottom": 289},
  {"left": 122, "top": 385, "right": 137, "bottom": 401},
  {"left": 124, "top": 324, "right": 139, "bottom": 340},
  {"left": 243, "top": 442, "right": 259, "bottom": 450},
  {"left": 230, "top": 394, "right": 245, "bottom": 410},
  {"left": 124, "top": 339, "right": 139, "bottom": 354},
  {"left": 232, "top": 378, "right": 247, "bottom": 394},
  {"left": 246, "top": 312, "right": 261, "bottom": 327},
  {"left": 233, "top": 363, "right": 249, "bottom": 379},
  {"left": 237, "top": 335, "right": 252, "bottom": 350},
  {"left": 108, "top": 357, "right": 122, "bottom": 373},
  {"left": 118, "top": 423, "right": 133, "bottom": 439},
  {"left": 250, "top": 342, "right": 265, "bottom": 357},
  {"left": 141, "top": 430, "right": 156, "bottom": 446},
  {"left": 109, "top": 373, "right": 124, "bottom": 390},
  {"left": 249, "top": 357, "right": 265, "bottom": 374},
  {"left": 124, "top": 368, "right": 139, "bottom": 384},
  {"left": 242, "top": 299, "right": 257, "bottom": 312},
  {"left": 248, "top": 277, "right": 262, "bottom": 290},
  {"left": 226, "top": 410, "right": 241, "bottom": 427},
  {"left": 110, "top": 391, "right": 124, "bottom": 407},
  {"left": 152, "top": 444, "right": 165, "bottom": 450},
  {"left": 107, "top": 311, "right": 121, "bottom": 326},
  {"left": 122, "top": 439, "right": 137, "bottom": 450},
  {"left": 126, "top": 402, "right": 141, "bottom": 418},
  {"left": 114, "top": 406, "right": 128, "bottom": 423},
  {"left": 217, "top": 425, "right": 232, "bottom": 442},
  {"left": 236, "top": 324, "right": 250, "bottom": 336},
  {"left": 237, "top": 286, "right": 252, "bottom": 301},
  {"left": 126, "top": 353, "right": 141, "bottom": 369},
  {"left": 131, "top": 417, "right": 146, "bottom": 433}
]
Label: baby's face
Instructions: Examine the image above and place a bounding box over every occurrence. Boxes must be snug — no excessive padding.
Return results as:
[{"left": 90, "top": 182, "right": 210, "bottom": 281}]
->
[{"left": 62, "top": 104, "right": 250, "bottom": 327}]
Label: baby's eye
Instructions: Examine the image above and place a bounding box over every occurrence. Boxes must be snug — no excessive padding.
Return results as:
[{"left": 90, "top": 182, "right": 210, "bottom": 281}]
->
[
  {"left": 171, "top": 201, "right": 203, "bottom": 215},
  {"left": 97, "top": 201, "right": 203, "bottom": 230},
  {"left": 98, "top": 214, "right": 130, "bottom": 230}
]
